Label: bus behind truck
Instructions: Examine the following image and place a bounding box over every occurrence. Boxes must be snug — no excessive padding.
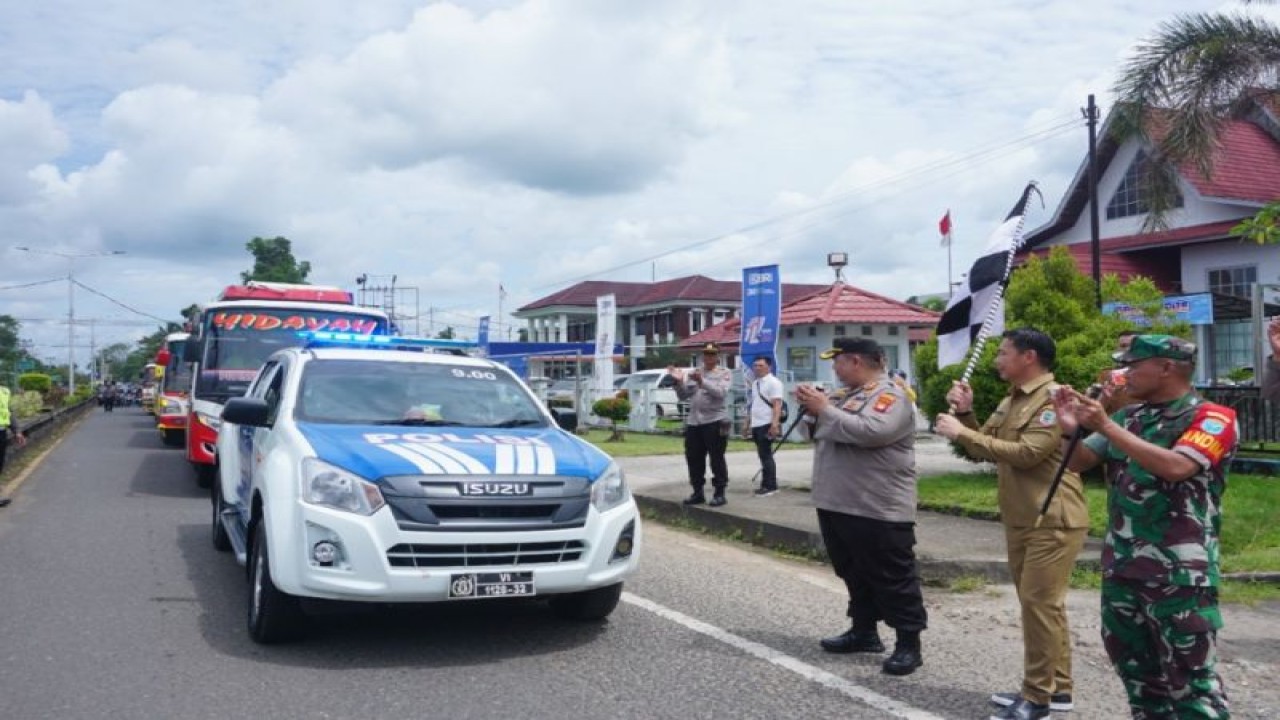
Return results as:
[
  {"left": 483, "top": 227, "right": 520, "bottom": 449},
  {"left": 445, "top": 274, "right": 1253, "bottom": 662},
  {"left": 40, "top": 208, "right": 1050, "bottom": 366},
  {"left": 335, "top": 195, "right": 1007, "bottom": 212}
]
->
[
  {"left": 153, "top": 331, "right": 192, "bottom": 447},
  {"left": 183, "top": 282, "right": 391, "bottom": 489}
]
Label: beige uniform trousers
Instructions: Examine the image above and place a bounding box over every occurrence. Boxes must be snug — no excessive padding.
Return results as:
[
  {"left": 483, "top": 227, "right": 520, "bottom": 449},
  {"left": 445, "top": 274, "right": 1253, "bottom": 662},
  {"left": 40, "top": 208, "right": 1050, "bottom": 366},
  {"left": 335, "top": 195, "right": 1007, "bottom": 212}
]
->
[{"left": 1005, "top": 525, "right": 1087, "bottom": 705}]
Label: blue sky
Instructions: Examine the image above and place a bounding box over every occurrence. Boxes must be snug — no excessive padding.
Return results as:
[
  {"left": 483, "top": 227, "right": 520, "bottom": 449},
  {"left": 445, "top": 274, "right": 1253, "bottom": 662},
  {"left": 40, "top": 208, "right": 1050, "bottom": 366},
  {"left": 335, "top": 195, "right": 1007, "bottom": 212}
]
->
[{"left": 1, "top": 0, "right": 1273, "bottom": 360}]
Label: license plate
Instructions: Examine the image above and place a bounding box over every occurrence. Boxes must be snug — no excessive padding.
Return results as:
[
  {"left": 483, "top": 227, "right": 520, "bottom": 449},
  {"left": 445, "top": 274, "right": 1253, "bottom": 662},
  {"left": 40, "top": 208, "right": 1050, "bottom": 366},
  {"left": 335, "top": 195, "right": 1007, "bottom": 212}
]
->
[{"left": 448, "top": 572, "right": 535, "bottom": 599}]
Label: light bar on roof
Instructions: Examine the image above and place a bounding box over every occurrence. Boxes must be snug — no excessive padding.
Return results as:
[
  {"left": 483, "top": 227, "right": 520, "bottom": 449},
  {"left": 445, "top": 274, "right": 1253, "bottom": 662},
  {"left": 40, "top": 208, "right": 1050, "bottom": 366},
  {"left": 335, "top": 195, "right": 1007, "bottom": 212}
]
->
[{"left": 298, "top": 331, "right": 480, "bottom": 350}]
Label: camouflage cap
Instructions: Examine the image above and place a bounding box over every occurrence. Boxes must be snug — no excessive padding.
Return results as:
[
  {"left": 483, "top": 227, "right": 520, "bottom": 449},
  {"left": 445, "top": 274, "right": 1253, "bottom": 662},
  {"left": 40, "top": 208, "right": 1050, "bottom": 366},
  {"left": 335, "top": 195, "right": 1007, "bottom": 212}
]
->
[{"left": 1112, "top": 334, "right": 1196, "bottom": 364}]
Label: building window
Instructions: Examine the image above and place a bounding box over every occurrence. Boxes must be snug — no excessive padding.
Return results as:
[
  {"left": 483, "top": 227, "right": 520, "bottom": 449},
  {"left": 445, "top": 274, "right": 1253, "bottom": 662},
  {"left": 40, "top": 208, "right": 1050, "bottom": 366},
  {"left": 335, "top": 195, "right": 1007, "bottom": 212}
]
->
[
  {"left": 1208, "top": 265, "right": 1258, "bottom": 377},
  {"left": 833, "top": 325, "right": 846, "bottom": 337},
  {"left": 887, "top": 326, "right": 899, "bottom": 336},
  {"left": 788, "top": 346, "right": 817, "bottom": 382},
  {"left": 808, "top": 326, "right": 817, "bottom": 337},
  {"left": 784, "top": 328, "right": 793, "bottom": 339},
  {"left": 1105, "top": 150, "right": 1184, "bottom": 220},
  {"left": 690, "top": 309, "right": 704, "bottom": 334},
  {"left": 861, "top": 326, "right": 873, "bottom": 336},
  {"left": 1208, "top": 265, "right": 1257, "bottom": 298},
  {"left": 883, "top": 345, "right": 901, "bottom": 372}
]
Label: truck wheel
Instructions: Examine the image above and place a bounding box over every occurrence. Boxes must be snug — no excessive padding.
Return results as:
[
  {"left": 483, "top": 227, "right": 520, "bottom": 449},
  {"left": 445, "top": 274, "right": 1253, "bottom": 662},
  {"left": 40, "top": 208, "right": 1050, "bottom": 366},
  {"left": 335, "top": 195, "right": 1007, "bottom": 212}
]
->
[
  {"left": 194, "top": 464, "right": 215, "bottom": 489},
  {"left": 247, "top": 522, "right": 304, "bottom": 643},
  {"left": 162, "top": 429, "right": 183, "bottom": 447},
  {"left": 211, "top": 488, "right": 232, "bottom": 552},
  {"left": 548, "top": 582, "right": 623, "bottom": 621}
]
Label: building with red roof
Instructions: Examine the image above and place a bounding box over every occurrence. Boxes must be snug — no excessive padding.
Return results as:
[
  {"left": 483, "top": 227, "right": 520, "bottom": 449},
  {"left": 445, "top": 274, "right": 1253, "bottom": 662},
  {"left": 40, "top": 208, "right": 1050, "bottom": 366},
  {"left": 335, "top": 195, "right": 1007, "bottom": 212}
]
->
[
  {"left": 514, "top": 275, "right": 827, "bottom": 370},
  {"left": 1018, "top": 92, "right": 1280, "bottom": 380},
  {"left": 679, "top": 281, "right": 940, "bottom": 385}
]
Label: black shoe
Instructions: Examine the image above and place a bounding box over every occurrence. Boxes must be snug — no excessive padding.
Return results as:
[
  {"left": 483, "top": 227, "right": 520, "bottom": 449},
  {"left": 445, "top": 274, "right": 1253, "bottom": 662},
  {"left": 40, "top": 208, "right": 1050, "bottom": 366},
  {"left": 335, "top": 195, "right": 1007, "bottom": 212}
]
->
[
  {"left": 708, "top": 492, "right": 727, "bottom": 507},
  {"left": 991, "top": 692, "right": 1073, "bottom": 712},
  {"left": 753, "top": 487, "right": 778, "bottom": 497},
  {"left": 682, "top": 492, "right": 706, "bottom": 505},
  {"left": 0, "top": 497, "right": 11, "bottom": 508},
  {"left": 881, "top": 646, "right": 923, "bottom": 675},
  {"left": 989, "top": 697, "right": 1049, "bottom": 720},
  {"left": 820, "top": 629, "right": 884, "bottom": 654}
]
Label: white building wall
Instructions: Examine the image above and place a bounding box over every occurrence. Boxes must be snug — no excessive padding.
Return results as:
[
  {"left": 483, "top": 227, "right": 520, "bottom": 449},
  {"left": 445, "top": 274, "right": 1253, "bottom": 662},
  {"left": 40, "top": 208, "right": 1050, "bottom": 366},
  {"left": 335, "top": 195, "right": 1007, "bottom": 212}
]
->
[
  {"left": 774, "top": 323, "right": 911, "bottom": 388},
  {"left": 1181, "top": 242, "right": 1280, "bottom": 293}
]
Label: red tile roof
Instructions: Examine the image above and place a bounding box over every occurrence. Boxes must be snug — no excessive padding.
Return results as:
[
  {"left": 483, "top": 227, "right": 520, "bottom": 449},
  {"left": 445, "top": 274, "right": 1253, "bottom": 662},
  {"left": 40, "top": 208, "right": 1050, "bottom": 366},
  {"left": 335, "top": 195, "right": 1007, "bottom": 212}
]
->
[
  {"left": 517, "top": 275, "right": 827, "bottom": 312},
  {"left": 678, "top": 282, "right": 940, "bottom": 348},
  {"left": 1170, "top": 120, "right": 1280, "bottom": 204}
]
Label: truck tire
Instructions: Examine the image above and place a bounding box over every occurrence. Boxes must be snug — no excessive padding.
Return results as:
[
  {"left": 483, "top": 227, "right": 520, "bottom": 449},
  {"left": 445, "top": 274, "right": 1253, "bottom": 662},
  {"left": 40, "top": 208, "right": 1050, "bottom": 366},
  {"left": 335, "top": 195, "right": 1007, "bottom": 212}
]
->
[
  {"left": 211, "top": 488, "right": 232, "bottom": 552},
  {"left": 247, "top": 522, "right": 305, "bottom": 643},
  {"left": 548, "top": 582, "right": 623, "bottom": 621}
]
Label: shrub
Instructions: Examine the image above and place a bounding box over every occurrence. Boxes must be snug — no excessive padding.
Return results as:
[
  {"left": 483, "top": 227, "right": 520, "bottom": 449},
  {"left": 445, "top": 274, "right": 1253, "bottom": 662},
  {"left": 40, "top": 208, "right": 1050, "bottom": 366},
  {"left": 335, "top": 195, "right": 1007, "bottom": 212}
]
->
[
  {"left": 592, "top": 396, "right": 633, "bottom": 441},
  {"left": 11, "top": 390, "right": 43, "bottom": 419},
  {"left": 18, "top": 373, "right": 52, "bottom": 394}
]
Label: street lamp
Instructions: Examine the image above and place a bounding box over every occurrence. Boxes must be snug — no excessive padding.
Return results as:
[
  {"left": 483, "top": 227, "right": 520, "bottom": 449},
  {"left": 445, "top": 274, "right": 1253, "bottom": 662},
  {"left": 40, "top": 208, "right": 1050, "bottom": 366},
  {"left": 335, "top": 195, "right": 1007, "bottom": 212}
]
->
[{"left": 13, "top": 246, "right": 126, "bottom": 396}]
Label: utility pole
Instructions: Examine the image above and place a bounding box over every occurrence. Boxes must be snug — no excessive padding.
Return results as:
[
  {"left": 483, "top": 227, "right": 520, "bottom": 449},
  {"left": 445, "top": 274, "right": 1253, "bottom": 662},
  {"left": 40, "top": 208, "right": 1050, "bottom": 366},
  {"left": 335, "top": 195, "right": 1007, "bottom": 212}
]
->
[{"left": 1084, "top": 94, "right": 1102, "bottom": 310}]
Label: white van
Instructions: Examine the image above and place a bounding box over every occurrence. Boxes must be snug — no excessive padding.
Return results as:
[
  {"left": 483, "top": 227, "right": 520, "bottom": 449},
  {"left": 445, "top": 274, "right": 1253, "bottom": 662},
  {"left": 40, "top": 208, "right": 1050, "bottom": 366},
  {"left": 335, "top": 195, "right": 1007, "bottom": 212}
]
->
[{"left": 621, "top": 370, "right": 682, "bottom": 418}]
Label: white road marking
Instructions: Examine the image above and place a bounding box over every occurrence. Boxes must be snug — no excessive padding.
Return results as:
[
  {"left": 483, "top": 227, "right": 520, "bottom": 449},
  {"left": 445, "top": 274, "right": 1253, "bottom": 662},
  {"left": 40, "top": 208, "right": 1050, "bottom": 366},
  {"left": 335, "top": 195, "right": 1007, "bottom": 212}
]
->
[{"left": 622, "top": 592, "right": 948, "bottom": 720}]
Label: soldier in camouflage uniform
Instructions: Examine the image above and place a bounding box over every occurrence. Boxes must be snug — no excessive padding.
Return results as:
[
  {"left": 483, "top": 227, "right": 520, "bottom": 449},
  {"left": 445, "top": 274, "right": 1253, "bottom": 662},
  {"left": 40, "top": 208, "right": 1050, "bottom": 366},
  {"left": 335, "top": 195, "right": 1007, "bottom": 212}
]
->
[{"left": 1052, "top": 335, "right": 1236, "bottom": 719}]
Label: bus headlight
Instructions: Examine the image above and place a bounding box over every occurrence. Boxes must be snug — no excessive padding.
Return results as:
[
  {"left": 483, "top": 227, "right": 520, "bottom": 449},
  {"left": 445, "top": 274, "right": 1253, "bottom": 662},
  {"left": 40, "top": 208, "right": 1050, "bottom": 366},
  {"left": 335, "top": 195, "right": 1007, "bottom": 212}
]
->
[
  {"left": 590, "top": 462, "right": 629, "bottom": 513},
  {"left": 196, "top": 411, "right": 222, "bottom": 430},
  {"left": 301, "top": 458, "right": 385, "bottom": 515}
]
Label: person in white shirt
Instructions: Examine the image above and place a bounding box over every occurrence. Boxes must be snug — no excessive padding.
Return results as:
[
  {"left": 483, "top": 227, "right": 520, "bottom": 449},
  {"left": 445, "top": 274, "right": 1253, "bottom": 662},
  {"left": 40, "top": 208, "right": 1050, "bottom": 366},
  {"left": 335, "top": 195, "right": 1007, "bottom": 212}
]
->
[{"left": 742, "top": 355, "right": 785, "bottom": 496}]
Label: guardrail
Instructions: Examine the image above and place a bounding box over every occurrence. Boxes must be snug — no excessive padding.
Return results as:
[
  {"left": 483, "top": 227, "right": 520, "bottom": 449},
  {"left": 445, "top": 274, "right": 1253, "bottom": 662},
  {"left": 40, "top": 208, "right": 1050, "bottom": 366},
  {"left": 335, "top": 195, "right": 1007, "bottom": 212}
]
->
[{"left": 3, "top": 399, "right": 96, "bottom": 474}]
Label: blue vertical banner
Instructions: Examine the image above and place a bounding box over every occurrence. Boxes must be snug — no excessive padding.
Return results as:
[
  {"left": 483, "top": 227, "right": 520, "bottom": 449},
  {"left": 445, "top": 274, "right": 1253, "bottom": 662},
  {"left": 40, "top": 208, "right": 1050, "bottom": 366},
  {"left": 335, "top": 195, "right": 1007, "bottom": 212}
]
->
[
  {"left": 477, "top": 315, "right": 491, "bottom": 356},
  {"left": 740, "top": 265, "right": 781, "bottom": 366}
]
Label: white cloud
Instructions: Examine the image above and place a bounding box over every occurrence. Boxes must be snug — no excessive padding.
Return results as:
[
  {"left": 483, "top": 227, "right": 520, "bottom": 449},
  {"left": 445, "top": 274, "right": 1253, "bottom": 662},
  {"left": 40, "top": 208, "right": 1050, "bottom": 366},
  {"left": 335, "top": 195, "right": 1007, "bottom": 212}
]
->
[{"left": 0, "top": 91, "right": 67, "bottom": 203}]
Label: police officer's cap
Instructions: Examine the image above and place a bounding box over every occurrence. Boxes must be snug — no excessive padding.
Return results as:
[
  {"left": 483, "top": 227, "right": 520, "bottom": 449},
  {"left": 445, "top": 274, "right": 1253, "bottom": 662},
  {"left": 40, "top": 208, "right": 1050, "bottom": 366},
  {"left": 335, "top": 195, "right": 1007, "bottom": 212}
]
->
[
  {"left": 819, "top": 337, "right": 882, "bottom": 360},
  {"left": 699, "top": 342, "right": 720, "bottom": 355}
]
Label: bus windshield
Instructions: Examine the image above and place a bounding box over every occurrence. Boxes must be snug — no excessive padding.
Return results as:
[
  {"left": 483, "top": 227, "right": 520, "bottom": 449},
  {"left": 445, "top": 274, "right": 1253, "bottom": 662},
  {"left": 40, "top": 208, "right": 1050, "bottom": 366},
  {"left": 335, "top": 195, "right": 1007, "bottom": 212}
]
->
[
  {"left": 195, "top": 307, "right": 389, "bottom": 399},
  {"left": 162, "top": 339, "right": 194, "bottom": 395}
]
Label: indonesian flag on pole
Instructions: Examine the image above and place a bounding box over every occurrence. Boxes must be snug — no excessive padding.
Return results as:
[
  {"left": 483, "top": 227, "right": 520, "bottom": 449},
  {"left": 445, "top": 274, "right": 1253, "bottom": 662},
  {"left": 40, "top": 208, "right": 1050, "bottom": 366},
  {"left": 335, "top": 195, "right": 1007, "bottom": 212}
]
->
[
  {"left": 938, "top": 210, "right": 952, "bottom": 247},
  {"left": 936, "top": 186, "right": 1037, "bottom": 368}
]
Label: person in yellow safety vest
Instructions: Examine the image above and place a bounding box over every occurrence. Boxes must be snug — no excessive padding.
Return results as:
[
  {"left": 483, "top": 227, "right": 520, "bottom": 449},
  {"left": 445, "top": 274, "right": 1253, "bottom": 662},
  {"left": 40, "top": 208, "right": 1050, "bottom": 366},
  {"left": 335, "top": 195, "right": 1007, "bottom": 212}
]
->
[{"left": 0, "top": 385, "right": 30, "bottom": 508}]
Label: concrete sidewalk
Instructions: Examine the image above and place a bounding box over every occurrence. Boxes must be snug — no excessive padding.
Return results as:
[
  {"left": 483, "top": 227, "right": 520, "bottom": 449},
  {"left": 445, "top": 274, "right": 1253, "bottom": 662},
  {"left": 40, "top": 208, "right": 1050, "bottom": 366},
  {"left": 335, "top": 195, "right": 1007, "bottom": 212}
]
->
[{"left": 619, "top": 434, "right": 1102, "bottom": 583}]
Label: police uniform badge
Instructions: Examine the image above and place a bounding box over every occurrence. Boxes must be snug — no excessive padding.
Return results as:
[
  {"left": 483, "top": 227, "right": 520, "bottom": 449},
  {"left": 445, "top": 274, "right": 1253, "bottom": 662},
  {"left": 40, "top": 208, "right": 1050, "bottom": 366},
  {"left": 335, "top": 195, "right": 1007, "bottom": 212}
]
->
[{"left": 872, "top": 393, "right": 897, "bottom": 413}]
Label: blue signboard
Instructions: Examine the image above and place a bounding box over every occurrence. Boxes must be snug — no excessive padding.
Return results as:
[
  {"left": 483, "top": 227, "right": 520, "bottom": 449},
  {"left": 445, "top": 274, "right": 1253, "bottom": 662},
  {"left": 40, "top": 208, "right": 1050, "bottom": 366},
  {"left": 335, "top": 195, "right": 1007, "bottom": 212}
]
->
[
  {"left": 740, "top": 264, "right": 781, "bottom": 366},
  {"left": 477, "top": 315, "right": 491, "bottom": 353},
  {"left": 1102, "top": 293, "right": 1214, "bottom": 326}
]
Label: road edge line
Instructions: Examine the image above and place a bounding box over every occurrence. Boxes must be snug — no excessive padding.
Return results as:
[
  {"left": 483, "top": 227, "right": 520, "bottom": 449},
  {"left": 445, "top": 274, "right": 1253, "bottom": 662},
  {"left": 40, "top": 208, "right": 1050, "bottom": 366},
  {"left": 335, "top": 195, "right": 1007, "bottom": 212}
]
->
[
  {"left": 621, "top": 591, "right": 947, "bottom": 720},
  {"left": 1, "top": 409, "right": 93, "bottom": 501}
]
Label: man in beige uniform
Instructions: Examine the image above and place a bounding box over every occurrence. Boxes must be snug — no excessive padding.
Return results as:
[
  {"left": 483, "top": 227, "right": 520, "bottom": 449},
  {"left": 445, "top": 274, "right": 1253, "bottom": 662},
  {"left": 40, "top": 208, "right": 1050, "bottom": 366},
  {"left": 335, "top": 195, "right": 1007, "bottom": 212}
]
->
[{"left": 935, "top": 328, "right": 1089, "bottom": 720}]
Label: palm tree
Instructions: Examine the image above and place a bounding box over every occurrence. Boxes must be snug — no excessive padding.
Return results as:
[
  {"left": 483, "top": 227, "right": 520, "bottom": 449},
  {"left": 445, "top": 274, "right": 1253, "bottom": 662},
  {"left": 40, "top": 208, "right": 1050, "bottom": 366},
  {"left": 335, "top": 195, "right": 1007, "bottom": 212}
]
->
[{"left": 1113, "top": 2, "right": 1280, "bottom": 230}]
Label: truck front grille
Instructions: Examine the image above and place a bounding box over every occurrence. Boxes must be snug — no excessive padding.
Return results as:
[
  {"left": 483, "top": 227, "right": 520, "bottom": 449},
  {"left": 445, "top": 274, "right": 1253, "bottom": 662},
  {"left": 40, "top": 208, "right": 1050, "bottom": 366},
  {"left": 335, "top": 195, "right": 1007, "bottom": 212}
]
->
[{"left": 386, "top": 540, "right": 586, "bottom": 568}]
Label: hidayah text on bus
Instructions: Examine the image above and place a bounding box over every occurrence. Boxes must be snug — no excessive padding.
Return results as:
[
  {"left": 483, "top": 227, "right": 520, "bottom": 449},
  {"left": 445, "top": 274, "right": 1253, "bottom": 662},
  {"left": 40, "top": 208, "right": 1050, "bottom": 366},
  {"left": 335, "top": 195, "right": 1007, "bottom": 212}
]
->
[{"left": 211, "top": 312, "right": 381, "bottom": 334}]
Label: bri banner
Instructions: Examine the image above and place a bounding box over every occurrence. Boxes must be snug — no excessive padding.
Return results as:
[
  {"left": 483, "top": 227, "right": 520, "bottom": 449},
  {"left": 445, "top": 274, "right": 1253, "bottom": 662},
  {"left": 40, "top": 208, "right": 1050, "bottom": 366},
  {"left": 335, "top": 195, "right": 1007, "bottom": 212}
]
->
[{"left": 740, "top": 265, "right": 781, "bottom": 366}]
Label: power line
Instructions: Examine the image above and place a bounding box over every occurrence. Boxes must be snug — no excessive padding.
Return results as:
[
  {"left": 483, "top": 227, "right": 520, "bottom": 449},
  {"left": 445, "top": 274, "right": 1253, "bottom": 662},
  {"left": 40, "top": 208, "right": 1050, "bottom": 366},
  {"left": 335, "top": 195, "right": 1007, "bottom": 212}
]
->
[
  {"left": 0, "top": 277, "right": 65, "bottom": 291},
  {"left": 70, "top": 279, "right": 171, "bottom": 323},
  {"left": 534, "top": 115, "right": 1083, "bottom": 290}
]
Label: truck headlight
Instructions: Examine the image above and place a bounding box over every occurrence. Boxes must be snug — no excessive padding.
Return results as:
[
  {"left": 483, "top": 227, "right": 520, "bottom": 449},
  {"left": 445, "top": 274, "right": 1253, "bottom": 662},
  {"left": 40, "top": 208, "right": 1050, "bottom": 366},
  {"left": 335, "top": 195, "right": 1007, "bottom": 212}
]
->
[
  {"left": 590, "top": 462, "right": 629, "bottom": 513},
  {"left": 196, "top": 411, "right": 222, "bottom": 430},
  {"left": 301, "top": 458, "right": 385, "bottom": 515}
]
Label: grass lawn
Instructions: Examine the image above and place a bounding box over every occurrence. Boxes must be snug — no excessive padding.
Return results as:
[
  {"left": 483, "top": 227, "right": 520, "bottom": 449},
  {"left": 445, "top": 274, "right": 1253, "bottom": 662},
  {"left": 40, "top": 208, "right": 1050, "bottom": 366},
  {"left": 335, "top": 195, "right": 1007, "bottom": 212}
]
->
[
  {"left": 579, "top": 427, "right": 800, "bottom": 458},
  {"left": 918, "top": 472, "right": 1280, "bottom": 602}
]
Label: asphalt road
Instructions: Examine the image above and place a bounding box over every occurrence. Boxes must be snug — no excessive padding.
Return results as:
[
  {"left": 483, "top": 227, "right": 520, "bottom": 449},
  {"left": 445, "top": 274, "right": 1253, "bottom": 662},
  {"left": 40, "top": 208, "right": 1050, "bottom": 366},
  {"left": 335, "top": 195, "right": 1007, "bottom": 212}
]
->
[{"left": 2, "top": 410, "right": 1277, "bottom": 719}]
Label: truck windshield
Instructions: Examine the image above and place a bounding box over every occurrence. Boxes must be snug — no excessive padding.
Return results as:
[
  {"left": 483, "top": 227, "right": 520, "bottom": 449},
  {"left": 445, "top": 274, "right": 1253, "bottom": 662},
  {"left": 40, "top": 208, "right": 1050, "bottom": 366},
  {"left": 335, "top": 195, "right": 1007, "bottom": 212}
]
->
[
  {"left": 196, "top": 308, "right": 389, "bottom": 400},
  {"left": 296, "top": 359, "right": 547, "bottom": 428}
]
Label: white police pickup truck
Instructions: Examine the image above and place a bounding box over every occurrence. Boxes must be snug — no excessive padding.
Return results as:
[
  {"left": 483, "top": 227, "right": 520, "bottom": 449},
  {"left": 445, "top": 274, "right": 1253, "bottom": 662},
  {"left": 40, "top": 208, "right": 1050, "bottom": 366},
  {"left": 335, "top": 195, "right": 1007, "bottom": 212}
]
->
[{"left": 212, "top": 334, "right": 641, "bottom": 643}]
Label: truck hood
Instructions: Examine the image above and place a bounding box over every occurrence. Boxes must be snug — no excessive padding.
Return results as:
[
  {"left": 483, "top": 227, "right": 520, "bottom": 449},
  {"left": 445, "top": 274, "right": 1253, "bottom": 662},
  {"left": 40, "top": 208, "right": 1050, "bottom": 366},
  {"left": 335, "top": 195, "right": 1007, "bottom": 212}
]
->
[{"left": 294, "top": 422, "right": 613, "bottom": 482}]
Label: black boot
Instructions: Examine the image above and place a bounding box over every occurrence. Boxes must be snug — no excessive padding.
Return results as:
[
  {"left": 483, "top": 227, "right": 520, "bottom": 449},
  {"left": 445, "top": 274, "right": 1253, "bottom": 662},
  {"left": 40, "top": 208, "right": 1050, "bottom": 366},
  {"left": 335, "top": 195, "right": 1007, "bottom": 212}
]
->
[
  {"left": 820, "top": 627, "right": 884, "bottom": 654},
  {"left": 882, "top": 629, "right": 923, "bottom": 676},
  {"left": 708, "top": 488, "right": 727, "bottom": 507},
  {"left": 683, "top": 490, "right": 706, "bottom": 505}
]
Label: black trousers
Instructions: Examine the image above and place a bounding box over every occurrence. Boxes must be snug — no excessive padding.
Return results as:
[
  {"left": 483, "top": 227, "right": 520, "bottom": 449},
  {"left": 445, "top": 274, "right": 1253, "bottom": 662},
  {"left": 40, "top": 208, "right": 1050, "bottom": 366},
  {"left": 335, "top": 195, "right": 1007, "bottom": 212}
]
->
[
  {"left": 750, "top": 425, "right": 777, "bottom": 489},
  {"left": 817, "top": 509, "right": 928, "bottom": 634},
  {"left": 684, "top": 421, "right": 729, "bottom": 491},
  {"left": 0, "top": 429, "right": 10, "bottom": 477}
]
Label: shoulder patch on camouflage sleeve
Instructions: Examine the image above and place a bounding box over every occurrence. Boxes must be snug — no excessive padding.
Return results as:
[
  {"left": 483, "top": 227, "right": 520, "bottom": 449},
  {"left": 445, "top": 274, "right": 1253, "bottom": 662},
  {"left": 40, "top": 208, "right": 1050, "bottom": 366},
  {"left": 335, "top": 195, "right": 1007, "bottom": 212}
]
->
[{"left": 1037, "top": 408, "right": 1056, "bottom": 426}]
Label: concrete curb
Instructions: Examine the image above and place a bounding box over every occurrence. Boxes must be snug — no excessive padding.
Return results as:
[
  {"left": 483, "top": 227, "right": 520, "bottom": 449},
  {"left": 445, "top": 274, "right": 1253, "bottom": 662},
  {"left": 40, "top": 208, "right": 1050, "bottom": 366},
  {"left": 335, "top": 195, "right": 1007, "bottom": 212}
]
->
[{"left": 633, "top": 492, "right": 1100, "bottom": 584}]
